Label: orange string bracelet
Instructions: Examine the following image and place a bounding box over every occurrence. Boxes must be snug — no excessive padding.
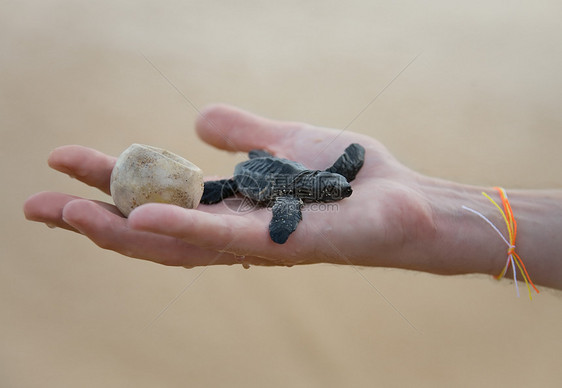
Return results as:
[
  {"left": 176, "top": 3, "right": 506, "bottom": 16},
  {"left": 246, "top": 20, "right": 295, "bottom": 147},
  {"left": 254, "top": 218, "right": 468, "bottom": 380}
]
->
[{"left": 462, "top": 187, "right": 539, "bottom": 299}]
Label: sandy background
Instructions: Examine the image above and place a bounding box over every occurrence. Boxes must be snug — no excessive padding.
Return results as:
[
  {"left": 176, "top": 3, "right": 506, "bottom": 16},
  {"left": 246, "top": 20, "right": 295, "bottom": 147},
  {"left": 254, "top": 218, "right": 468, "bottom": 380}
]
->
[{"left": 2, "top": 0, "right": 562, "bottom": 387}]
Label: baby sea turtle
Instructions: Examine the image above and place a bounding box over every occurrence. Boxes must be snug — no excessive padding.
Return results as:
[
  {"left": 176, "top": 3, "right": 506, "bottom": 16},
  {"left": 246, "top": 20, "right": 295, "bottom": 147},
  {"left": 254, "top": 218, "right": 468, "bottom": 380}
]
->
[{"left": 200, "top": 143, "right": 365, "bottom": 244}]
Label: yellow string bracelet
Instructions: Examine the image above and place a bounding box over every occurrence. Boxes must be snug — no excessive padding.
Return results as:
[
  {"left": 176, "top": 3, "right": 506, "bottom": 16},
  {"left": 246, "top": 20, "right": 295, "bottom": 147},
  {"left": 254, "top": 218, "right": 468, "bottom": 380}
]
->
[{"left": 462, "top": 187, "right": 539, "bottom": 299}]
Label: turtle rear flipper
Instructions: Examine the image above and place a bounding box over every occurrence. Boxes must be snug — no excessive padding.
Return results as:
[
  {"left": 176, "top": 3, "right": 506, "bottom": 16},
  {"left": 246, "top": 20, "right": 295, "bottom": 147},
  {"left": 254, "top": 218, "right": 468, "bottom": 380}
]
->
[
  {"left": 325, "top": 143, "right": 365, "bottom": 182},
  {"left": 200, "top": 179, "right": 238, "bottom": 204},
  {"left": 269, "top": 196, "right": 303, "bottom": 244}
]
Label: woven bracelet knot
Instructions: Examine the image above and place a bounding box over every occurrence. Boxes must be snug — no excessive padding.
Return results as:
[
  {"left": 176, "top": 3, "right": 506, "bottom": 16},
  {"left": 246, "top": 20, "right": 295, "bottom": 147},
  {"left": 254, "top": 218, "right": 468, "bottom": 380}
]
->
[{"left": 462, "top": 187, "right": 539, "bottom": 299}]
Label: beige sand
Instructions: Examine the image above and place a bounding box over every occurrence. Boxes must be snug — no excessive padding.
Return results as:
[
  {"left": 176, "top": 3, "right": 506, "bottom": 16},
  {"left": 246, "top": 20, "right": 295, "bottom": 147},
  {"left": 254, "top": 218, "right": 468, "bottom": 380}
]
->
[{"left": 2, "top": 1, "right": 562, "bottom": 387}]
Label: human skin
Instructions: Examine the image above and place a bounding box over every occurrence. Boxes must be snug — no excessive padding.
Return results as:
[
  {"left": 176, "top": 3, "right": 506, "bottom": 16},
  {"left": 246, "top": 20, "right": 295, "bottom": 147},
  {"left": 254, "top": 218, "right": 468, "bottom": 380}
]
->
[{"left": 23, "top": 104, "right": 562, "bottom": 290}]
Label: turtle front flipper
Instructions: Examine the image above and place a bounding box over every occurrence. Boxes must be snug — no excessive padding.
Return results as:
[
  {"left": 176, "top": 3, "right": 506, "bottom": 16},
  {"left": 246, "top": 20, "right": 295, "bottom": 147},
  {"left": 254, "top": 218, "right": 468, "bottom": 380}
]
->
[
  {"left": 269, "top": 196, "right": 303, "bottom": 244},
  {"left": 200, "top": 179, "right": 238, "bottom": 204},
  {"left": 325, "top": 143, "right": 365, "bottom": 182}
]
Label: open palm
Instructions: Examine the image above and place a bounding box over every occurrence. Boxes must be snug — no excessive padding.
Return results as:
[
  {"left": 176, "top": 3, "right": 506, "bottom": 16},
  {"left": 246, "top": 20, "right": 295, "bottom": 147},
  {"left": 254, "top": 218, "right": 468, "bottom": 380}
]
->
[{"left": 24, "top": 104, "right": 435, "bottom": 269}]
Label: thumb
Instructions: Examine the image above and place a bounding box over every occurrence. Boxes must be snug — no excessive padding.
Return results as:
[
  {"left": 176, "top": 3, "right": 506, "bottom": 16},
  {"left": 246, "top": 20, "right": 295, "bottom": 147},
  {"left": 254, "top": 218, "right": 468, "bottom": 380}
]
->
[{"left": 195, "top": 104, "right": 296, "bottom": 153}]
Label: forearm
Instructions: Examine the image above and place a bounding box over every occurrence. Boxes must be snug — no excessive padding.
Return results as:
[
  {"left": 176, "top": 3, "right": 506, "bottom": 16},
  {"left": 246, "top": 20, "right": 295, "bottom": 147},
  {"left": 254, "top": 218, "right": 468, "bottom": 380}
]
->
[{"left": 418, "top": 178, "right": 562, "bottom": 290}]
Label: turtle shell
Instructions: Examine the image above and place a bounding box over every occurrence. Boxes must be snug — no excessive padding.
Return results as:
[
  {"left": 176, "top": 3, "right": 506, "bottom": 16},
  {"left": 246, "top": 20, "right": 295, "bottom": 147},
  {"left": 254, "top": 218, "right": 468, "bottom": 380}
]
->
[{"left": 233, "top": 157, "right": 307, "bottom": 202}]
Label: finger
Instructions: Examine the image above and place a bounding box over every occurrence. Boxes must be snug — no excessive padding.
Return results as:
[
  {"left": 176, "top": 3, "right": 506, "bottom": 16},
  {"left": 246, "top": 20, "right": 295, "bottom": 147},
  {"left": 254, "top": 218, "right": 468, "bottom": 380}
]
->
[
  {"left": 195, "top": 104, "right": 298, "bottom": 154},
  {"left": 195, "top": 104, "right": 375, "bottom": 169},
  {"left": 48, "top": 145, "right": 116, "bottom": 195},
  {"left": 61, "top": 199, "right": 272, "bottom": 267},
  {"left": 24, "top": 191, "right": 125, "bottom": 232},
  {"left": 128, "top": 203, "right": 305, "bottom": 265},
  {"left": 24, "top": 191, "right": 81, "bottom": 232}
]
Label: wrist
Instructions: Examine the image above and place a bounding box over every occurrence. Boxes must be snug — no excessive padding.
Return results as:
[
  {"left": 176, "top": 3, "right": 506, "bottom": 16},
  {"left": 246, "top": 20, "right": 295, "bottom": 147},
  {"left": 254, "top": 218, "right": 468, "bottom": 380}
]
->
[
  {"left": 416, "top": 177, "right": 507, "bottom": 277},
  {"left": 417, "top": 178, "right": 562, "bottom": 289}
]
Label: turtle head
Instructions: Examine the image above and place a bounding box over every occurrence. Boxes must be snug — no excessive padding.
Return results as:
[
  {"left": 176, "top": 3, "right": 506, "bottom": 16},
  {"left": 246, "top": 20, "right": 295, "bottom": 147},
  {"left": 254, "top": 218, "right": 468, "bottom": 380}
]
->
[{"left": 312, "top": 171, "right": 352, "bottom": 202}]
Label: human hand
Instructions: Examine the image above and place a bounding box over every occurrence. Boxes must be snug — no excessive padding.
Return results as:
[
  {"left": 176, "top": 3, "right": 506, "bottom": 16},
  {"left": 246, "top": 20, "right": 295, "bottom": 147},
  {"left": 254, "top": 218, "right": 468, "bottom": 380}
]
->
[{"left": 24, "top": 104, "right": 438, "bottom": 270}]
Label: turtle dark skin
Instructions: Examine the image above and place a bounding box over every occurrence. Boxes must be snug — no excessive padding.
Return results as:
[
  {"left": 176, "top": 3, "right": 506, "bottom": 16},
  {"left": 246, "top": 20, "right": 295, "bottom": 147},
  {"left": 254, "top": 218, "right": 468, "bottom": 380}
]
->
[{"left": 200, "top": 143, "right": 365, "bottom": 244}]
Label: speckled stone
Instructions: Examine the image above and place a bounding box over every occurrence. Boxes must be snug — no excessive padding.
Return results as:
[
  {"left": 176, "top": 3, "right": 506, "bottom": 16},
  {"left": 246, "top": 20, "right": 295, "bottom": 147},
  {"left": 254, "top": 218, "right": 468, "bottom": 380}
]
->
[{"left": 110, "top": 144, "right": 204, "bottom": 217}]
